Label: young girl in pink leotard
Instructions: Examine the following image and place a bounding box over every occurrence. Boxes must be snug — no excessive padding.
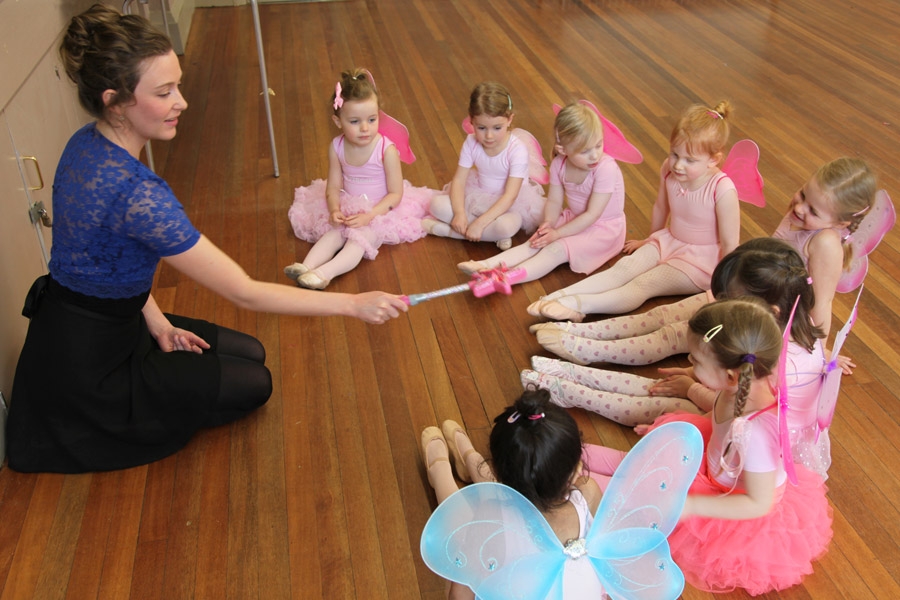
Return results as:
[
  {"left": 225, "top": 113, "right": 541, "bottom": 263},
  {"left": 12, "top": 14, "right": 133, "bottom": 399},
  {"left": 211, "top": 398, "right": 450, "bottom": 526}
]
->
[
  {"left": 423, "top": 82, "right": 545, "bottom": 250},
  {"left": 580, "top": 298, "right": 832, "bottom": 595},
  {"left": 530, "top": 157, "right": 878, "bottom": 363},
  {"left": 523, "top": 237, "right": 835, "bottom": 480},
  {"left": 527, "top": 101, "right": 741, "bottom": 322},
  {"left": 285, "top": 68, "right": 433, "bottom": 289},
  {"left": 455, "top": 101, "right": 628, "bottom": 283}
]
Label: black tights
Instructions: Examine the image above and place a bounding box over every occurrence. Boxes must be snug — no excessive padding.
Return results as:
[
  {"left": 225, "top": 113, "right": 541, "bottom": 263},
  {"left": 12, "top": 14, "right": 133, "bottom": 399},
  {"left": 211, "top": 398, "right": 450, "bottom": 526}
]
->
[{"left": 207, "top": 326, "right": 273, "bottom": 428}]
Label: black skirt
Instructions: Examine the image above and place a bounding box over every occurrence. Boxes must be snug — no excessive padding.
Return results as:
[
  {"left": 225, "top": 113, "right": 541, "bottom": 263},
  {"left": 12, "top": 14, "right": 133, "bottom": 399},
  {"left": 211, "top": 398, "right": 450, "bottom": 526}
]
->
[{"left": 7, "top": 276, "right": 222, "bottom": 473}]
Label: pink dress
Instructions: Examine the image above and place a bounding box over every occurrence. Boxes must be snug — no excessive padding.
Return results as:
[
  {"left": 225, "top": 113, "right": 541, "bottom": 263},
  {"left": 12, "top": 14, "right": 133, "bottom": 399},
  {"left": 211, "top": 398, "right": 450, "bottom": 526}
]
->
[
  {"left": 287, "top": 135, "right": 434, "bottom": 259},
  {"left": 446, "top": 133, "right": 546, "bottom": 233},
  {"left": 550, "top": 154, "right": 626, "bottom": 274},
  {"left": 648, "top": 171, "right": 736, "bottom": 289},
  {"left": 643, "top": 408, "right": 832, "bottom": 596}
]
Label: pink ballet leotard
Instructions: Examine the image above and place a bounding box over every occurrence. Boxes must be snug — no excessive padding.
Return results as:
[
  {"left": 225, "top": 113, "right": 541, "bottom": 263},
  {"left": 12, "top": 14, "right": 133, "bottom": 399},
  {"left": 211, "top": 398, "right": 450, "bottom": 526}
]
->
[
  {"left": 549, "top": 154, "right": 626, "bottom": 274},
  {"left": 648, "top": 171, "right": 736, "bottom": 289},
  {"left": 772, "top": 212, "right": 849, "bottom": 267},
  {"left": 287, "top": 135, "right": 433, "bottom": 259}
]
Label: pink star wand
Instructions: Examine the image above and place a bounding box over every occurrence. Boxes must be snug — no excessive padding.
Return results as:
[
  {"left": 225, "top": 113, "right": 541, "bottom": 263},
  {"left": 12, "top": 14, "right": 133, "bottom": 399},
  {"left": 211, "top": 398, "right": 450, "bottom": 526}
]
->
[{"left": 401, "top": 265, "right": 527, "bottom": 306}]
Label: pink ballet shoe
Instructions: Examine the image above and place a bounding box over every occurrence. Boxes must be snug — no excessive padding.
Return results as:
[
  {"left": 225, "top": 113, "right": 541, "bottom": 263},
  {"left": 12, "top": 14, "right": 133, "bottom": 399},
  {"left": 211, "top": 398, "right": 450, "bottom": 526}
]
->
[
  {"left": 526, "top": 299, "right": 547, "bottom": 318},
  {"left": 528, "top": 321, "right": 570, "bottom": 335},
  {"left": 535, "top": 330, "right": 590, "bottom": 365},
  {"left": 420, "top": 426, "right": 450, "bottom": 489},
  {"left": 458, "top": 260, "right": 489, "bottom": 275},
  {"left": 284, "top": 262, "right": 309, "bottom": 281},
  {"left": 441, "top": 420, "right": 476, "bottom": 483},
  {"left": 297, "top": 270, "right": 331, "bottom": 290},
  {"left": 539, "top": 299, "right": 585, "bottom": 323}
]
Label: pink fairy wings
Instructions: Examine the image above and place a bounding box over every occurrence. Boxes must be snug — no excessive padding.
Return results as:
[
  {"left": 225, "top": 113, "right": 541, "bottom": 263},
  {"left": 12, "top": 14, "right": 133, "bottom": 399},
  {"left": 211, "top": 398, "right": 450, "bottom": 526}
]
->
[
  {"left": 777, "top": 296, "right": 801, "bottom": 485},
  {"left": 721, "top": 139, "right": 766, "bottom": 207},
  {"left": 817, "top": 286, "right": 863, "bottom": 435},
  {"left": 837, "top": 189, "right": 895, "bottom": 293},
  {"left": 552, "top": 100, "right": 643, "bottom": 164},
  {"left": 460, "top": 117, "right": 549, "bottom": 184},
  {"left": 378, "top": 111, "right": 416, "bottom": 164}
]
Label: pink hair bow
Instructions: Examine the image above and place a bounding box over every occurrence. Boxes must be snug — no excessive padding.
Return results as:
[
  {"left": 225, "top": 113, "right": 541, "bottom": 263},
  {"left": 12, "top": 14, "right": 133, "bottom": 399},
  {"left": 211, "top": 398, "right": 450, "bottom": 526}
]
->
[{"left": 333, "top": 82, "right": 343, "bottom": 110}]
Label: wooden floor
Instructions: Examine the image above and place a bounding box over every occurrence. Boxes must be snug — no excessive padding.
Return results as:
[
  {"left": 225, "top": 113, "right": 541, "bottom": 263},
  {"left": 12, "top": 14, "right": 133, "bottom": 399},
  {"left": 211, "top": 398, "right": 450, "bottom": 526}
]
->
[{"left": 2, "top": 0, "right": 899, "bottom": 598}]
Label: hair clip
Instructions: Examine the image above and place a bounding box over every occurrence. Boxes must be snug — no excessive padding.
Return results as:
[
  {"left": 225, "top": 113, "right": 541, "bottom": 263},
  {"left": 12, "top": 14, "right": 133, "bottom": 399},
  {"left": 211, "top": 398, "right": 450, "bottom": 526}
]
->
[
  {"left": 852, "top": 204, "right": 871, "bottom": 218},
  {"left": 507, "top": 94, "right": 513, "bottom": 111},
  {"left": 333, "top": 82, "right": 344, "bottom": 111},
  {"left": 806, "top": 276, "right": 814, "bottom": 285},
  {"left": 702, "top": 324, "right": 724, "bottom": 343},
  {"left": 507, "top": 411, "right": 545, "bottom": 423},
  {"left": 742, "top": 353, "right": 756, "bottom": 364},
  {"left": 706, "top": 110, "right": 723, "bottom": 119}
]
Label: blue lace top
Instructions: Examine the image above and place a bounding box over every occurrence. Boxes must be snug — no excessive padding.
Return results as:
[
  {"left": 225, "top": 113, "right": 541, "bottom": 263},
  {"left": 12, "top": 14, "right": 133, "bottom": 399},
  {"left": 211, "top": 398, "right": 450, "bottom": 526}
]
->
[{"left": 49, "top": 123, "right": 200, "bottom": 299}]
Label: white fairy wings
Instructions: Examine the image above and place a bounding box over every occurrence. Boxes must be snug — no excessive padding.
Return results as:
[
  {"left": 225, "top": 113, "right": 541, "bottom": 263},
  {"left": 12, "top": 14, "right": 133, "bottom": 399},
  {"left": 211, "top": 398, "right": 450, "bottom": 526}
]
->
[{"left": 420, "top": 422, "right": 703, "bottom": 600}]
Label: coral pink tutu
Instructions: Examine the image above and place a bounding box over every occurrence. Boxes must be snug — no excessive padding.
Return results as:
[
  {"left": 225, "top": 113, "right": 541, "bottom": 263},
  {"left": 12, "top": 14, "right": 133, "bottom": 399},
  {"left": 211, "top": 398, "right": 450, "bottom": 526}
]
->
[
  {"left": 649, "top": 412, "right": 832, "bottom": 596},
  {"left": 288, "top": 179, "right": 434, "bottom": 259}
]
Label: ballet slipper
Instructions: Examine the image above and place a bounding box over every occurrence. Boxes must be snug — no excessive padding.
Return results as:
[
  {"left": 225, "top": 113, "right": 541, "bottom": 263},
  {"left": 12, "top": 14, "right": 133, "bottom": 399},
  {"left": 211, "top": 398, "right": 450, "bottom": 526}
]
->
[
  {"left": 421, "top": 217, "right": 441, "bottom": 235},
  {"left": 535, "top": 330, "right": 590, "bottom": 365},
  {"left": 496, "top": 238, "right": 512, "bottom": 250},
  {"left": 520, "top": 370, "right": 576, "bottom": 409},
  {"left": 539, "top": 298, "right": 585, "bottom": 323},
  {"left": 420, "top": 426, "right": 450, "bottom": 489},
  {"left": 284, "top": 262, "right": 309, "bottom": 281},
  {"left": 531, "top": 355, "right": 583, "bottom": 379},
  {"left": 526, "top": 299, "right": 547, "bottom": 318},
  {"left": 528, "top": 321, "right": 569, "bottom": 335},
  {"left": 441, "top": 420, "right": 476, "bottom": 483},
  {"left": 297, "top": 270, "right": 331, "bottom": 290},
  {"left": 457, "top": 260, "right": 488, "bottom": 275}
]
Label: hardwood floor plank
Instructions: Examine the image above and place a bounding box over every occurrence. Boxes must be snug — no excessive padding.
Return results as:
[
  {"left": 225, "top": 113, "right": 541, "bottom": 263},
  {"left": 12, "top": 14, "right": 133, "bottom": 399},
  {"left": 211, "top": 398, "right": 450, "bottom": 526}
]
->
[{"left": 2, "top": 1, "right": 900, "bottom": 598}]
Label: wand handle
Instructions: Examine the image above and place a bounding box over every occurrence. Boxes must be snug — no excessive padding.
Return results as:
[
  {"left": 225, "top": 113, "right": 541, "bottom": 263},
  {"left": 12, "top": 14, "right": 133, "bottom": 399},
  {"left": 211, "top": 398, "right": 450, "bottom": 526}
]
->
[{"left": 401, "top": 283, "right": 471, "bottom": 306}]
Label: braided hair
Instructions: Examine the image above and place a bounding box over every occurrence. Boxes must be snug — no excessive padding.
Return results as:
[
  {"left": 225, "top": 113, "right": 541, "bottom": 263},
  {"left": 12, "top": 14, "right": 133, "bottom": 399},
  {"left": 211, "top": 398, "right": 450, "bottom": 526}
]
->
[
  {"left": 813, "top": 158, "right": 877, "bottom": 269},
  {"left": 688, "top": 298, "right": 782, "bottom": 418}
]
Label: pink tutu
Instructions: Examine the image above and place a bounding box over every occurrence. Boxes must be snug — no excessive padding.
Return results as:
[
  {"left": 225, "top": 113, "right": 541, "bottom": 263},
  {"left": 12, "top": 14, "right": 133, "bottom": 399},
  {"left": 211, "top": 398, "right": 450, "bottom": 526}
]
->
[
  {"left": 648, "top": 413, "right": 833, "bottom": 596},
  {"left": 459, "top": 173, "right": 546, "bottom": 234},
  {"left": 288, "top": 179, "right": 434, "bottom": 259}
]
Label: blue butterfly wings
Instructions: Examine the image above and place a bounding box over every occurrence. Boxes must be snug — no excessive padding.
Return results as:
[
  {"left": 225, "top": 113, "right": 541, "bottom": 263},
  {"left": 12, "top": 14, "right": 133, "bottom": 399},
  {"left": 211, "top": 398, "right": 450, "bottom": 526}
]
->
[{"left": 420, "top": 422, "right": 703, "bottom": 600}]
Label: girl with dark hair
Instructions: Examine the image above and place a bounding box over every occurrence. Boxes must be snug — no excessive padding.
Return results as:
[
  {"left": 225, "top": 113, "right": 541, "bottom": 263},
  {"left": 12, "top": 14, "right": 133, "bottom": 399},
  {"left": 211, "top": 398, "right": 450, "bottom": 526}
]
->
[{"left": 420, "top": 389, "right": 600, "bottom": 600}]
